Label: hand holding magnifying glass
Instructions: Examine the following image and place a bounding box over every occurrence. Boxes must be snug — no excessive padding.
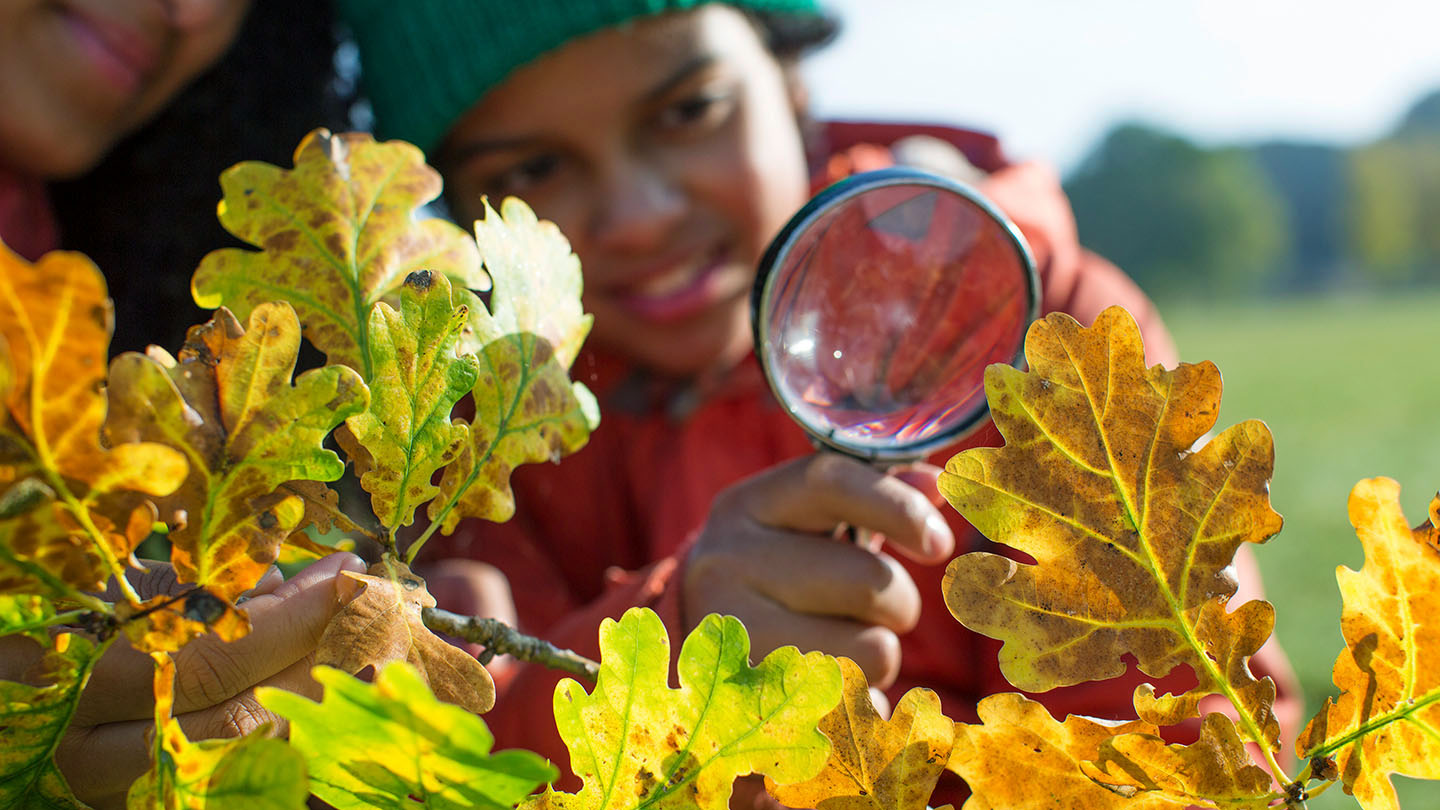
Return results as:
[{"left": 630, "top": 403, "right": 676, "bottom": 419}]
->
[{"left": 683, "top": 168, "right": 1039, "bottom": 695}]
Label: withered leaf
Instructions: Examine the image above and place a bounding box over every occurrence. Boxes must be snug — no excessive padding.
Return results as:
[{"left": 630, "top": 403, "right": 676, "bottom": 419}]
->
[
  {"left": 316, "top": 557, "right": 494, "bottom": 714},
  {"left": 767, "top": 657, "right": 953, "bottom": 810},
  {"left": 1296, "top": 478, "right": 1440, "bottom": 810},
  {"left": 191, "top": 129, "right": 486, "bottom": 373},
  {"left": 940, "top": 306, "right": 1282, "bottom": 748},
  {"left": 949, "top": 693, "right": 1181, "bottom": 810},
  {"left": 1081, "top": 714, "right": 1273, "bottom": 807},
  {"left": 343, "top": 271, "right": 477, "bottom": 531},
  {"left": 105, "top": 304, "right": 366, "bottom": 602},
  {"left": 0, "top": 242, "right": 187, "bottom": 594}
]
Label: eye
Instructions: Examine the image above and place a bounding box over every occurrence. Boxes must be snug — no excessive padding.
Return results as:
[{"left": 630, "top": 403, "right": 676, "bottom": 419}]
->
[
  {"left": 655, "top": 91, "right": 734, "bottom": 133},
  {"left": 486, "top": 153, "right": 561, "bottom": 197}
]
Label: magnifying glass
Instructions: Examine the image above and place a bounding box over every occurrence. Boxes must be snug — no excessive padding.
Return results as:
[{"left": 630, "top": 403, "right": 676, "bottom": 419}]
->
[{"left": 751, "top": 167, "right": 1041, "bottom": 465}]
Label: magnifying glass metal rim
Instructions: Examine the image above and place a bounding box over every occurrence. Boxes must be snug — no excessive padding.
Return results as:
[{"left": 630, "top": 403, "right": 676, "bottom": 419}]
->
[{"left": 751, "top": 166, "right": 1042, "bottom": 463}]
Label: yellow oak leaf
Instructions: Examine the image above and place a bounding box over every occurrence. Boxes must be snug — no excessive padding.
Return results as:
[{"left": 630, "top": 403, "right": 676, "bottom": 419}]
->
[
  {"left": 940, "top": 306, "right": 1283, "bottom": 749},
  {"left": 0, "top": 241, "right": 187, "bottom": 594},
  {"left": 0, "top": 632, "right": 104, "bottom": 810},
  {"left": 191, "top": 129, "right": 486, "bottom": 374},
  {"left": 949, "top": 693, "right": 1182, "bottom": 810},
  {"left": 767, "top": 657, "right": 953, "bottom": 810},
  {"left": 105, "top": 304, "right": 366, "bottom": 603},
  {"left": 1296, "top": 478, "right": 1440, "bottom": 810},
  {"left": 1081, "top": 714, "right": 1273, "bottom": 807},
  {"left": 316, "top": 557, "right": 494, "bottom": 714}
]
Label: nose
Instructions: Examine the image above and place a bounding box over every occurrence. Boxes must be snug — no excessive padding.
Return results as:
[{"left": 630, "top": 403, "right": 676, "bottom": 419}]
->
[
  {"left": 590, "top": 157, "right": 686, "bottom": 254},
  {"left": 162, "top": 0, "right": 240, "bottom": 29}
]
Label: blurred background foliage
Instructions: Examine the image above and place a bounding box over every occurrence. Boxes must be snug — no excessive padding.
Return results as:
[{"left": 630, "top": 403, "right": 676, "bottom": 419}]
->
[{"left": 1065, "top": 88, "right": 1440, "bottom": 298}]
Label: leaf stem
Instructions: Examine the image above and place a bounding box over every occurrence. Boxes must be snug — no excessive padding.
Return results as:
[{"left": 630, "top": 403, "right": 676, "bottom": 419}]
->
[
  {"left": 0, "top": 544, "right": 112, "bottom": 613},
  {"left": 421, "top": 606, "right": 598, "bottom": 682},
  {"left": 54, "top": 484, "right": 142, "bottom": 606},
  {"left": 1305, "top": 688, "right": 1440, "bottom": 759}
]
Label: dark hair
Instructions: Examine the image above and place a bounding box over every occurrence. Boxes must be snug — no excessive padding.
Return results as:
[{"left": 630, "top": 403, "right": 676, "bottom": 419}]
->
[{"left": 49, "top": 1, "right": 354, "bottom": 356}]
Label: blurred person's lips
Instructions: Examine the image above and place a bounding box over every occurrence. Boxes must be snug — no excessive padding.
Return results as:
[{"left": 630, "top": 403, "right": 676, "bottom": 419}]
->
[
  {"left": 609, "top": 246, "right": 738, "bottom": 323},
  {"left": 60, "top": 3, "right": 161, "bottom": 96}
]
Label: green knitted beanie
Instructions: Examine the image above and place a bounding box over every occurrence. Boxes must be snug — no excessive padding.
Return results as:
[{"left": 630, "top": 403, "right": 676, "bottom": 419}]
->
[{"left": 339, "top": 0, "right": 822, "bottom": 156}]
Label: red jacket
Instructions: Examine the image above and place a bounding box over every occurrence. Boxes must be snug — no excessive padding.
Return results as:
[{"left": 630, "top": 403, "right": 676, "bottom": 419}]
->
[{"left": 425, "top": 122, "right": 1294, "bottom": 802}]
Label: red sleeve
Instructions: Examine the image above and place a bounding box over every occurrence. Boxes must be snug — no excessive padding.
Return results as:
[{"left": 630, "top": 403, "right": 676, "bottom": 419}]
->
[{"left": 978, "top": 161, "right": 1179, "bottom": 368}]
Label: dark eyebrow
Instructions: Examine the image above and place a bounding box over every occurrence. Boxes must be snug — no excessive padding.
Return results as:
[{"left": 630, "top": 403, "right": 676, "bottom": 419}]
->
[{"left": 440, "top": 54, "right": 718, "bottom": 169}]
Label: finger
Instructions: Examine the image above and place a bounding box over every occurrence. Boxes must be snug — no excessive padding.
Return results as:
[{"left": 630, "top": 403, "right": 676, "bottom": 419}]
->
[
  {"left": 689, "top": 529, "right": 920, "bottom": 633},
  {"left": 888, "top": 462, "right": 947, "bottom": 509},
  {"left": 55, "top": 655, "right": 315, "bottom": 807},
  {"left": 724, "top": 587, "right": 903, "bottom": 690},
  {"left": 729, "top": 454, "right": 953, "bottom": 563},
  {"left": 74, "top": 552, "right": 365, "bottom": 725}
]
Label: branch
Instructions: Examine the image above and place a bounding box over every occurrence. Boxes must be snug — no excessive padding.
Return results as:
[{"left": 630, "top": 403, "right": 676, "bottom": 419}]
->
[{"left": 421, "top": 607, "right": 599, "bottom": 683}]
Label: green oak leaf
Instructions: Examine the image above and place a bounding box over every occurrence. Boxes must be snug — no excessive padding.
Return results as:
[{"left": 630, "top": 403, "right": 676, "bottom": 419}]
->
[
  {"left": 0, "top": 594, "right": 59, "bottom": 643},
  {"left": 192, "top": 129, "right": 486, "bottom": 375},
  {"left": 259, "top": 662, "right": 555, "bottom": 810},
  {"left": 0, "top": 633, "right": 103, "bottom": 810},
  {"left": 105, "top": 303, "right": 367, "bottom": 603},
  {"left": 522, "top": 608, "right": 842, "bottom": 810},
  {"left": 425, "top": 197, "right": 598, "bottom": 539},
  {"left": 125, "top": 722, "right": 308, "bottom": 810},
  {"left": 341, "top": 271, "right": 477, "bottom": 532},
  {"left": 429, "top": 328, "right": 597, "bottom": 534}
]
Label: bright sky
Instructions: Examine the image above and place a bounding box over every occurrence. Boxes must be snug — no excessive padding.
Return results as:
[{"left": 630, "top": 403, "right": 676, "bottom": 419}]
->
[{"left": 802, "top": 0, "right": 1440, "bottom": 175}]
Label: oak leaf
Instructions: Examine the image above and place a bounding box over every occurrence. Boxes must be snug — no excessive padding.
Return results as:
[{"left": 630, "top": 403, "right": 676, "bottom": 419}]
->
[
  {"left": 949, "top": 693, "right": 1180, "bottom": 810},
  {"left": 105, "top": 304, "right": 366, "bottom": 603},
  {"left": 127, "top": 652, "right": 308, "bottom": 809},
  {"left": 1296, "top": 478, "right": 1440, "bottom": 810},
  {"left": 316, "top": 557, "right": 494, "bottom": 714},
  {"left": 260, "top": 662, "right": 555, "bottom": 810},
  {"left": 191, "top": 129, "right": 487, "bottom": 373},
  {"left": 766, "top": 657, "right": 953, "bottom": 810},
  {"left": 521, "top": 608, "right": 842, "bottom": 810},
  {"left": 0, "top": 632, "right": 102, "bottom": 810},
  {"left": 341, "top": 271, "right": 477, "bottom": 531},
  {"left": 0, "top": 242, "right": 187, "bottom": 594},
  {"left": 940, "top": 306, "right": 1282, "bottom": 747},
  {"left": 113, "top": 589, "right": 250, "bottom": 654},
  {"left": 429, "top": 199, "right": 597, "bottom": 534},
  {"left": 1081, "top": 714, "right": 1272, "bottom": 807}
]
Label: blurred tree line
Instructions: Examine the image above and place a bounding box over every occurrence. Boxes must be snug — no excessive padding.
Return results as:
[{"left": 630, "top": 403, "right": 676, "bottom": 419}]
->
[{"left": 1064, "top": 89, "right": 1440, "bottom": 298}]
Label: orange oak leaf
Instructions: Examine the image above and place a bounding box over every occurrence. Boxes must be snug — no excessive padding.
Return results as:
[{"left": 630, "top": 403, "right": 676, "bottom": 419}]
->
[
  {"left": 316, "top": 557, "right": 494, "bottom": 714},
  {"left": 0, "top": 241, "right": 187, "bottom": 594},
  {"left": 1081, "top": 714, "right": 1273, "bottom": 807},
  {"left": 766, "top": 657, "right": 953, "bottom": 810},
  {"left": 939, "top": 306, "right": 1283, "bottom": 750},
  {"left": 1296, "top": 478, "right": 1440, "bottom": 810},
  {"left": 105, "top": 304, "right": 366, "bottom": 603},
  {"left": 114, "top": 588, "right": 250, "bottom": 654},
  {"left": 191, "top": 129, "right": 487, "bottom": 374},
  {"left": 949, "top": 693, "right": 1181, "bottom": 810}
]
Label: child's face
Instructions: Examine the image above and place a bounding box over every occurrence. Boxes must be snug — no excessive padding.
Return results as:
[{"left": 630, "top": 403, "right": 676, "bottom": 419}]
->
[
  {"left": 0, "top": 0, "right": 251, "bottom": 177},
  {"left": 439, "top": 5, "right": 812, "bottom": 378}
]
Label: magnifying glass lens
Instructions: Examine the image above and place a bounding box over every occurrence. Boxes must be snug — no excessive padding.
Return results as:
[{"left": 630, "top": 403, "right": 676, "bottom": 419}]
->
[{"left": 757, "top": 177, "right": 1034, "bottom": 459}]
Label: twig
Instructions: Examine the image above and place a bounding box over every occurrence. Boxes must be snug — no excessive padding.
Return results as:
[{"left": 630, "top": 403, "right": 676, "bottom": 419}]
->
[{"left": 421, "top": 607, "right": 599, "bottom": 683}]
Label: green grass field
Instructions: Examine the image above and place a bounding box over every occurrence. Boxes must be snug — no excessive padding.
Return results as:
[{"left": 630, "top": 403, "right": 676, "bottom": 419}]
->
[{"left": 1162, "top": 289, "right": 1440, "bottom": 807}]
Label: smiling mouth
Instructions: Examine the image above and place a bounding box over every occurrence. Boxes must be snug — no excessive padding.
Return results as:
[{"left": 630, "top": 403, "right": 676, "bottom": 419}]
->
[
  {"left": 60, "top": 5, "right": 160, "bottom": 96},
  {"left": 614, "top": 249, "right": 741, "bottom": 323}
]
